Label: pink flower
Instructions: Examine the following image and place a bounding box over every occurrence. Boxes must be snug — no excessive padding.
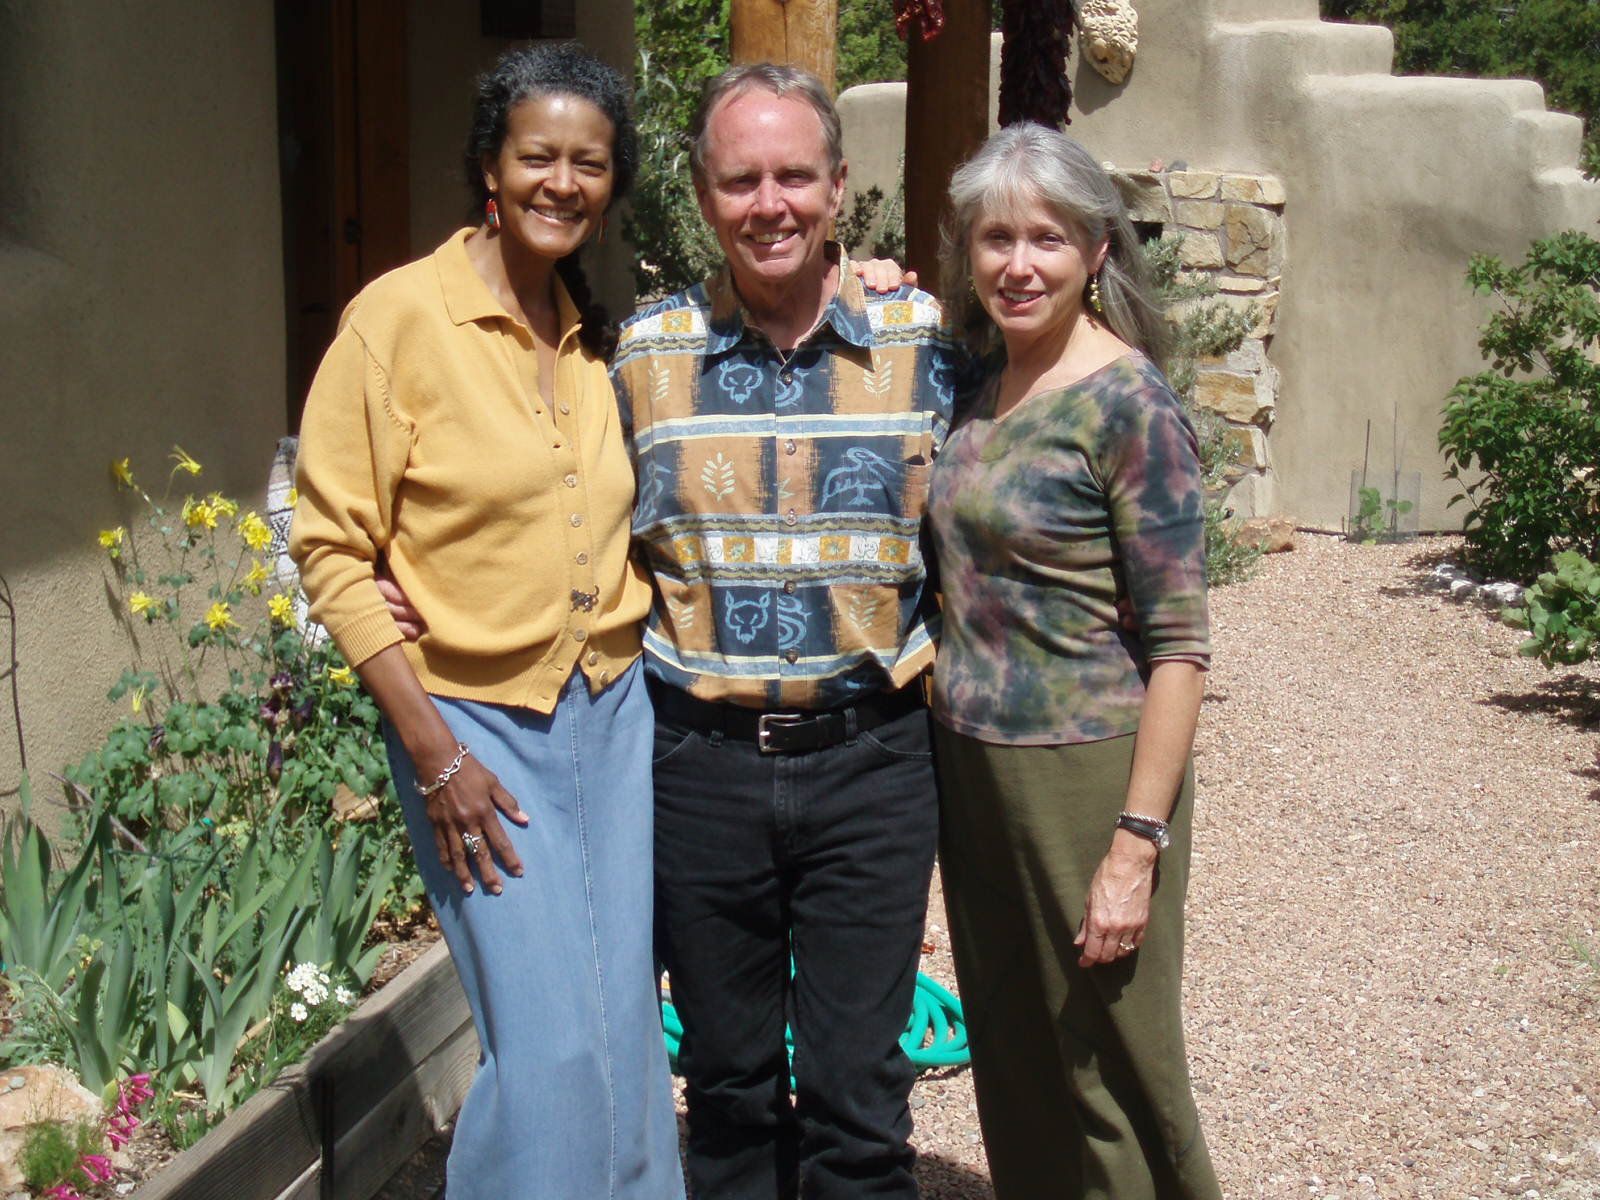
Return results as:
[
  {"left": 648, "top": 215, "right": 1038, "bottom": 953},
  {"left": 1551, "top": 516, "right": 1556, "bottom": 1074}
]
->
[
  {"left": 121, "top": 1073, "right": 156, "bottom": 1105},
  {"left": 78, "top": 1154, "right": 116, "bottom": 1183},
  {"left": 45, "top": 1186, "right": 83, "bottom": 1200}
]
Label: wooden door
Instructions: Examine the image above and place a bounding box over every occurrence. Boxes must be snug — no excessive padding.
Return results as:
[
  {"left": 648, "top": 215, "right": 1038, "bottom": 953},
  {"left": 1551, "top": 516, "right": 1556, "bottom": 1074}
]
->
[{"left": 277, "top": 0, "right": 410, "bottom": 431}]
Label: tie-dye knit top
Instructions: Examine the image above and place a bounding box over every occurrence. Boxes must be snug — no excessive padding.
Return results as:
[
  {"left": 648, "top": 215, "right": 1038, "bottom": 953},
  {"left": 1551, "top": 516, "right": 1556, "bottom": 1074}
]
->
[{"left": 927, "top": 353, "right": 1210, "bottom": 746}]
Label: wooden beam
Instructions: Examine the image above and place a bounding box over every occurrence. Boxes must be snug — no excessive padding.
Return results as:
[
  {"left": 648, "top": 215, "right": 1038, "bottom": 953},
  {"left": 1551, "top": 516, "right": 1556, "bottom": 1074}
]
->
[
  {"left": 730, "top": 0, "right": 837, "bottom": 93},
  {"left": 904, "top": 0, "right": 991, "bottom": 290}
]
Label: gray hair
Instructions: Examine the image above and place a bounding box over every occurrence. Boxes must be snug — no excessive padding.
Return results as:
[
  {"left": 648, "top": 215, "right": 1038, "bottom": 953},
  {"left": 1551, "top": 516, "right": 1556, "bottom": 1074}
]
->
[
  {"left": 689, "top": 63, "right": 844, "bottom": 181},
  {"left": 939, "top": 123, "right": 1167, "bottom": 368}
]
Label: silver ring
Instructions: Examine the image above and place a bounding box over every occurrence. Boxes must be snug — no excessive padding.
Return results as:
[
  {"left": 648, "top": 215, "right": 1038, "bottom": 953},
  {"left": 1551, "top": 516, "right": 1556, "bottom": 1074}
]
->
[
  {"left": 461, "top": 832, "right": 483, "bottom": 856},
  {"left": 1118, "top": 942, "right": 1135, "bottom": 952}
]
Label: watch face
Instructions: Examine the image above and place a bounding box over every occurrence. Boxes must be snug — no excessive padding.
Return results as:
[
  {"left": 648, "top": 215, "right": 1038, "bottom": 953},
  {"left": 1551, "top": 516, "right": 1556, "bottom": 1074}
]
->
[{"left": 1156, "top": 828, "right": 1171, "bottom": 851}]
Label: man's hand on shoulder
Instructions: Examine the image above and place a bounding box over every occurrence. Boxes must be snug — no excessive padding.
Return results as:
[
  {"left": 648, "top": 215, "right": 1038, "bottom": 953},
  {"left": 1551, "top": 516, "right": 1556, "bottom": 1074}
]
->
[
  {"left": 377, "top": 574, "right": 426, "bottom": 641},
  {"left": 852, "top": 259, "right": 918, "bottom": 294}
]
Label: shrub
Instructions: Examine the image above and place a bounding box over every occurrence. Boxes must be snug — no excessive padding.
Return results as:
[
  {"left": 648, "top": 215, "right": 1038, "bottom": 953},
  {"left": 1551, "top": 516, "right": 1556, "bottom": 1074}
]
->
[
  {"left": 1503, "top": 550, "right": 1600, "bottom": 666},
  {"left": 1143, "top": 235, "right": 1264, "bottom": 586},
  {"left": 1439, "top": 230, "right": 1600, "bottom": 584}
]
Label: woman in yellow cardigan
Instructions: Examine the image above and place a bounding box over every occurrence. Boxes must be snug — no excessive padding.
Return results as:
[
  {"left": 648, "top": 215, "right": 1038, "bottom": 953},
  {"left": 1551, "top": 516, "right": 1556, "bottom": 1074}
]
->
[{"left": 290, "top": 45, "right": 683, "bottom": 1198}]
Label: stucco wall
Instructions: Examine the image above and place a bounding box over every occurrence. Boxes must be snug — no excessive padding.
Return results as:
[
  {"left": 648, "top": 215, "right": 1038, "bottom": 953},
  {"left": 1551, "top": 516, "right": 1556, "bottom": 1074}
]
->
[
  {"left": 0, "top": 1, "right": 286, "bottom": 807},
  {"left": 838, "top": 0, "right": 1600, "bottom": 529}
]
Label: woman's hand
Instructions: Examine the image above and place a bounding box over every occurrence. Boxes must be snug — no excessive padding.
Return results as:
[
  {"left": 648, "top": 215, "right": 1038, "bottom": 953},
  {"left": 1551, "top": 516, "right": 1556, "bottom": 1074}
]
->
[
  {"left": 1074, "top": 834, "right": 1158, "bottom": 966},
  {"left": 851, "top": 258, "right": 918, "bottom": 293},
  {"left": 418, "top": 749, "right": 529, "bottom": 896},
  {"left": 352, "top": 645, "right": 529, "bottom": 895}
]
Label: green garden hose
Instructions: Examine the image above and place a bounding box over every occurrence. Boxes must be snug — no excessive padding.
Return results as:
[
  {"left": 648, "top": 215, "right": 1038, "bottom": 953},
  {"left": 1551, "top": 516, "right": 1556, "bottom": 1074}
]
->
[{"left": 661, "top": 971, "right": 969, "bottom": 1073}]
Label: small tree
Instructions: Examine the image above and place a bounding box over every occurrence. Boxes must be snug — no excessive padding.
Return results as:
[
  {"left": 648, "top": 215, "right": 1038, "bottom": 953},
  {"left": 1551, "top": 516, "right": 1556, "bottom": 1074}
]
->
[{"left": 1439, "top": 230, "right": 1600, "bottom": 585}]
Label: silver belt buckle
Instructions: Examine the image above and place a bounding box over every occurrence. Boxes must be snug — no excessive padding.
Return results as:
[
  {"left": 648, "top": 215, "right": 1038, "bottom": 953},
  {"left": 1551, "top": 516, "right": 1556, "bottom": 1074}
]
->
[{"left": 757, "top": 712, "right": 805, "bottom": 753}]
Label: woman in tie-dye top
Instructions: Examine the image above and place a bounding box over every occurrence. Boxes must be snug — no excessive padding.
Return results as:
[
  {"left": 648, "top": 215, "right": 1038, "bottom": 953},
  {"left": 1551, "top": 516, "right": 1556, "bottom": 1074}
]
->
[{"left": 926, "top": 124, "right": 1223, "bottom": 1199}]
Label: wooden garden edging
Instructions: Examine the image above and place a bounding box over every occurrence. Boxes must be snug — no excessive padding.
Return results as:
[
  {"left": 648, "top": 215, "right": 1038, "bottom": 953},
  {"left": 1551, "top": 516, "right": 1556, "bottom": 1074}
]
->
[{"left": 131, "top": 941, "right": 476, "bottom": 1200}]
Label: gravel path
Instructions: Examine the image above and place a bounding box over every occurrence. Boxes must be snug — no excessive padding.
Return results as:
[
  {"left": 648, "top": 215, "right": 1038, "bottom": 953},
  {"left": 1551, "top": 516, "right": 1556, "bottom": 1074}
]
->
[{"left": 899, "top": 533, "right": 1600, "bottom": 1199}]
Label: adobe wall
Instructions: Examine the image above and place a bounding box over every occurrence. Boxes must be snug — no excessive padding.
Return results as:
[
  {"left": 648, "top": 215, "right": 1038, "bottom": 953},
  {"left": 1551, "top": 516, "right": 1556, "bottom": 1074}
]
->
[
  {"left": 0, "top": 1, "right": 286, "bottom": 809},
  {"left": 839, "top": 0, "right": 1600, "bottom": 529}
]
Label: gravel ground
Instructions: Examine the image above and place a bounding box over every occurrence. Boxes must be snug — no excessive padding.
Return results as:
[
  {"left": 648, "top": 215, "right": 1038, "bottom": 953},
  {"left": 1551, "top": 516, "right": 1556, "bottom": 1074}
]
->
[
  {"left": 380, "top": 532, "right": 1600, "bottom": 1199},
  {"left": 902, "top": 533, "right": 1600, "bottom": 1199}
]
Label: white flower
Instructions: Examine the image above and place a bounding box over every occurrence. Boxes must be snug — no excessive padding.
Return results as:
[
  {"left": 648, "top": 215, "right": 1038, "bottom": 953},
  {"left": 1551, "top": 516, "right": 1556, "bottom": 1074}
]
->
[
  {"left": 335, "top": 986, "right": 355, "bottom": 1006},
  {"left": 289, "top": 1002, "right": 309, "bottom": 1023}
]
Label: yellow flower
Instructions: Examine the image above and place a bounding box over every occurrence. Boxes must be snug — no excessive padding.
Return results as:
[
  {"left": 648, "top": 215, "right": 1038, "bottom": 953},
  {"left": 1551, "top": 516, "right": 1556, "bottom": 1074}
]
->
[
  {"left": 238, "top": 511, "right": 272, "bottom": 553},
  {"left": 208, "top": 492, "right": 239, "bottom": 520},
  {"left": 110, "top": 458, "right": 136, "bottom": 490},
  {"left": 285, "top": 487, "right": 299, "bottom": 507},
  {"left": 242, "top": 559, "right": 269, "bottom": 595},
  {"left": 98, "top": 527, "right": 126, "bottom": 559},
  {"left": 129, "top": 685, "right": 147, "bottom": 715},
  {"left": 204, "top": 602, "right": 236, "bottom": 632},
  {"left": 169, "top": 445, "right": 203, "bottom": 478},
  {"left": 128, "top": 592, "right": 160, "bottom": 619},
  {"left": 326, "top": 664, "right": 356, "bottom": 687},
  {"left": 267, "top": 592, "right": 297, "bottom": 627},
  {"left": 182, "top": 496, "right": 219, "bottom": 530}
]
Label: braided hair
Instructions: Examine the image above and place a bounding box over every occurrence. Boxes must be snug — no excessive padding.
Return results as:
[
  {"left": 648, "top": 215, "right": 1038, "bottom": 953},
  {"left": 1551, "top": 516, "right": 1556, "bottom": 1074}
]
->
[{"left": 463, "top": 44, "right": 636, "bottom": 360}]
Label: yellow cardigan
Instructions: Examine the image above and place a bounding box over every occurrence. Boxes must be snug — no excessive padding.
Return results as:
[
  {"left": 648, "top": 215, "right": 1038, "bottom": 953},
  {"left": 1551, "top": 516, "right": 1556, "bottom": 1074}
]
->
[{"left": 291, "top": 229, "right": 651, "bottom": 714}]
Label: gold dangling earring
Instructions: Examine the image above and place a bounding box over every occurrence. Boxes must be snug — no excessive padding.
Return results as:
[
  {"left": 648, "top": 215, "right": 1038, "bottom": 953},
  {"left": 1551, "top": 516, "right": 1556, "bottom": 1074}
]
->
[
  {"left": 597, "top": 214, "right": 608, "bottom": 244},
  {"left": 1088, "top": 273, "right": 1104, "bottom": 315}
]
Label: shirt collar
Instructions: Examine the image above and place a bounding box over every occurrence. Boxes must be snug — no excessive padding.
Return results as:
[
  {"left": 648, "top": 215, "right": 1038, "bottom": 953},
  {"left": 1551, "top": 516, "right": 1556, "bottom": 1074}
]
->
[
  {"left": 435, "top": 227, "right": 584, "bottom": 342},
  {"left": 703, "top": 242, "right": 874, "bottom": 355}
]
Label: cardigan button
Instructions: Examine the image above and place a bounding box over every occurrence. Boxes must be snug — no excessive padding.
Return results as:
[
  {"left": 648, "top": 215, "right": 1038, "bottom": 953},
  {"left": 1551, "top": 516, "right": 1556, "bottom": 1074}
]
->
[
  {"left": 559, "top": 403, "right": 571, "bottom": 415},
  {"left": 565, "top": 473, "right": 579, "bottom": 488},
  {"left": 570, "top": 513, "right": 583, "bottom": 527},
  {"left": 783, "top": 648, "right": 798, "bottom": 664},
  {"left": 784, "top": 439, "right": 797, "bottom": 455},
  {"left": 587, "top": 651, "right": 599, "bottom": 666},
  {"left": 784, "top": 509, "right": 797, "bottom": 527},
  {"left": 573, "top": 628, "right": 587, "bottom": 642},
  {"left": 576, "top": 552, "right": 589, "bottom": 565},
  {"left": 783, "top": 580, "right": 796, "bottom": 595}
]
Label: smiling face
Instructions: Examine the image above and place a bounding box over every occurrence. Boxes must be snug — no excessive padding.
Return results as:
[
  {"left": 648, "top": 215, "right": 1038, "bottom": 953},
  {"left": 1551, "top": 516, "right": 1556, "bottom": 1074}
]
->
[
  {"left": 968, "top": 196, "right": 1110, "bottom": 356},
  {"left": 694, "top": 89, "right": 847, "bottom": 303},
  {"left": 482, "top": 93, "right": 615, "bottom": 261}
]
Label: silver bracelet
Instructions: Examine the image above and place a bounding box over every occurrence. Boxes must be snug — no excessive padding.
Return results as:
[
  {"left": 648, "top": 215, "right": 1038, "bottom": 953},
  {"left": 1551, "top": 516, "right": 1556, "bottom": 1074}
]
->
[{"left": 417, "top": 743, "right": 470, "bottom": 797}]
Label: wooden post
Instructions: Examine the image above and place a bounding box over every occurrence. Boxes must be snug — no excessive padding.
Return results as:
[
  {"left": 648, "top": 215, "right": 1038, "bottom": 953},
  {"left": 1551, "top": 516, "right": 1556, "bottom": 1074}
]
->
[
  {"left": 730, "top": 0, "right": 837, "bottom": 93},
  {"left": 904, "top": 0, "right": 991, "bottom": 290}
]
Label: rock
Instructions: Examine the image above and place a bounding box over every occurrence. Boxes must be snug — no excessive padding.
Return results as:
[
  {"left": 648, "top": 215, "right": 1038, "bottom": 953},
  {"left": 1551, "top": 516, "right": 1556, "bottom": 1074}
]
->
[
  {"left": 1168, "top": 170, "right": 1220, "bottom": 199},
  {"left": 1179, "top": 231, "right": 1225, "bottom": 269},
  {"left": 1238, "top": 516, "right": 1296, "bottom": 553},
  {"left": 1449, "top": 579, "right": 1478, "bottom": 602}
]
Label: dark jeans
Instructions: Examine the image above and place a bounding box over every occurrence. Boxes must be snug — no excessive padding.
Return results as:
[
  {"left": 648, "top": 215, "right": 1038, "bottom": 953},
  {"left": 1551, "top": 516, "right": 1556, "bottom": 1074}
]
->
[{"left": 652, "top": 702, "right": 939, "bottom": 1200}]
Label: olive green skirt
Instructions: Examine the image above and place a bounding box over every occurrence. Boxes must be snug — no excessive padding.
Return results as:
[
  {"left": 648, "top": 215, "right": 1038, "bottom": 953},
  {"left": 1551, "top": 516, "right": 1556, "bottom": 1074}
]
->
[{"left": 932, "top": 726, "right": 1222, "bottom": 1200}]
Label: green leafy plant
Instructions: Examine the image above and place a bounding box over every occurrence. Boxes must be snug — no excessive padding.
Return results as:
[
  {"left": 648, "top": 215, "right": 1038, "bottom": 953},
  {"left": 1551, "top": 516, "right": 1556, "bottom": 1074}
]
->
[
  {"left": 1439, "top": 231, "right": 1600, "bottom": 584},
  {"left": 1143, "top": 234, "right": 1264, "bottom": 586},
  {"left": 625, "top": 5, "right": 729, "bottom": 297},
  {"left": 1349, "top": 484, "right": 1415, "bottom": 544},
  {"left": 0, "top": 775, "right": 107, "bottom": 993},
  {"left": 19, "top": 1116, "right": 104, "bottom": 1195},
  {"left": 1502, "top": 550, "right": 1600, "bottom": 666}
]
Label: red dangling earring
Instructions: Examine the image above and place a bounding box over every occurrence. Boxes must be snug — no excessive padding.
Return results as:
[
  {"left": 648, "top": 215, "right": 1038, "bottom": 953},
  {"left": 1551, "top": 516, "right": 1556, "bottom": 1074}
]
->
[{"left": 485, "top": 196, "right": 501, "bottom": 231}]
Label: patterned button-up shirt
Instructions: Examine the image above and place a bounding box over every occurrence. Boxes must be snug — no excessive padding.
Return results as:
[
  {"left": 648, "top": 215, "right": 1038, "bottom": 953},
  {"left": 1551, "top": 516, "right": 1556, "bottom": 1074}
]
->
[
  {"left": 611, "top": 251, "right": 967, "bottom": 709},
  {"left": 927, "top": 354, "right": 1211, "bottom": 745}
]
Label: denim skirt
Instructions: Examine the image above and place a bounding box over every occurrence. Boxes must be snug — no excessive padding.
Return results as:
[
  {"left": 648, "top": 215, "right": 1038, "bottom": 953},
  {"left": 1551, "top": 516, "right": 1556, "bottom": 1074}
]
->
[{"left": 384, "top": 661, "right": 684, "bottom": 1199}]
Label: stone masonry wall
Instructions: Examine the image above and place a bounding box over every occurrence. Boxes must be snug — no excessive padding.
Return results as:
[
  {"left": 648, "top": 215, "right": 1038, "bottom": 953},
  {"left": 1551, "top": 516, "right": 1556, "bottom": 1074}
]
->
[{"left": 1112, "top": 167, "right": 1286, "bottom": 517}]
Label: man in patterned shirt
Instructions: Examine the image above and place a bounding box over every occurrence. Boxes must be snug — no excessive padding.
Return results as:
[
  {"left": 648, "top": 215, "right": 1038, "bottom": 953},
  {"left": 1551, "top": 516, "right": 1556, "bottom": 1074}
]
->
[{"left": 610, "top": 63, "right": 964, "bottom": 1200}]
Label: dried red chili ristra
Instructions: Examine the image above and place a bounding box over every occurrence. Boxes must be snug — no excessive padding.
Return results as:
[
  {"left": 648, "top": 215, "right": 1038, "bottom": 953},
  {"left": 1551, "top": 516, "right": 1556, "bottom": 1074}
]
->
[
  {"left": 999, "top": 0, "right": 1074, "bottom": 127},
  {"left": 893, "top": 0, "right": 946, "bottom": 42}
]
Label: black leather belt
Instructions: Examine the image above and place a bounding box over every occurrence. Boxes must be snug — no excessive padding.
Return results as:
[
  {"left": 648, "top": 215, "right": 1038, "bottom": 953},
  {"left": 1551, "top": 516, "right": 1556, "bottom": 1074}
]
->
[{"left": 649, "top": 680, "right": 926, "bottom": 754}]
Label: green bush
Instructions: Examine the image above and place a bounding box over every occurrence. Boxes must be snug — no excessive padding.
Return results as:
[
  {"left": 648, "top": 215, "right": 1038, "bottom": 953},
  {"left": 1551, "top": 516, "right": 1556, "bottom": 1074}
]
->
[
  {"left": 1503, "top": 550, "right": 1600, "bottom": 666},
  {"left": 1439, "top": 231, "right": 1600, "bottom": 584}
]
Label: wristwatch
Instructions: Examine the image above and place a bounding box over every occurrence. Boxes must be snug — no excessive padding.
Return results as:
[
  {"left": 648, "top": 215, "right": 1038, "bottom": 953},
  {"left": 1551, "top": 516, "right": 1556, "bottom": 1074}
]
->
[{"left": 1116, "top": 811, "right": 1170, "bottom": 852}]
